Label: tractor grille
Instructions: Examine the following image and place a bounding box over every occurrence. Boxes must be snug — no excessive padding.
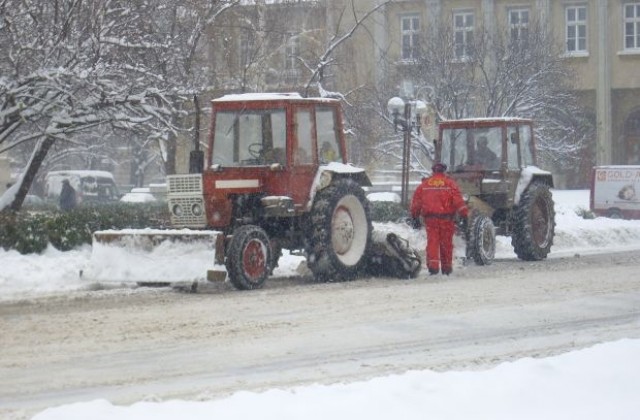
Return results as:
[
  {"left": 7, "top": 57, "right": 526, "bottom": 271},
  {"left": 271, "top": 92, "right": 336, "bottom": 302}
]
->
[
  {"left": 168, "top": 196, "right": 207, "bottom": 228},
  {"left": 167, "top": 174, "right": 206, "bottom": 228},
  {"left": 167, "top": 174, "right": 203, "bottom": 194}
]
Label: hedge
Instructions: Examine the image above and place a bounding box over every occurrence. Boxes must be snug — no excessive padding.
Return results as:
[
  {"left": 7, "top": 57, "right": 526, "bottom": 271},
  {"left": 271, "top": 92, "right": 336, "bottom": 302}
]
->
[
  {"left": 0, "top": 202, "right": 170, "bottom": 254},
  {"left": 0, "top": 200, "right": 408, "bottom": 255}
]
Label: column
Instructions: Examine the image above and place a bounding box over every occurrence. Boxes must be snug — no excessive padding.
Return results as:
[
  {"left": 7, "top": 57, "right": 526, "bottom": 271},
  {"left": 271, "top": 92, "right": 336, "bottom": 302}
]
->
[{"left": 596, "top": 0, "right": 612, "bottom": 164}]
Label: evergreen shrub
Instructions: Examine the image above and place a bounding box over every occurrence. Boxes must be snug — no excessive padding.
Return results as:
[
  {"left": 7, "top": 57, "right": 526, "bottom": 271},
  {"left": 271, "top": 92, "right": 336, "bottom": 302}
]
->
[
  {"left": 2, "top": 200, "right": 410, "bottom": 254},
  {"left": 369, "top": 200, "right": 409, "bottom": 223},
  {"left": 0, "top": 202, "right": 170, "bottom": 254}
]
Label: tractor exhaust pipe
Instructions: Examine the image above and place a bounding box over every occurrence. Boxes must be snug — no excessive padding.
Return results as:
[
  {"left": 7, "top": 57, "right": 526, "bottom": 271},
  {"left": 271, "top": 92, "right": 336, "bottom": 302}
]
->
[{"left": 190, "top": 94, "right": 204, "bottom": 174}]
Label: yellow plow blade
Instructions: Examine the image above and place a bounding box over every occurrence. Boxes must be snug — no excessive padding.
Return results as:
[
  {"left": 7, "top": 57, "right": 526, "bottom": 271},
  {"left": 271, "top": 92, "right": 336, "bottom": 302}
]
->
[{"left": 83, "top": 229, "right": 225, "bottom": 285}]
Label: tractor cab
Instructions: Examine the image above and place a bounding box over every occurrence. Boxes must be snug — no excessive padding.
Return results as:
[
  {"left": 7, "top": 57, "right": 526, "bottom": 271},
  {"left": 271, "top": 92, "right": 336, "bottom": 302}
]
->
[
  {"left": 436, "top": 118, "right": 555, "bottom": 265},
  {"left": 437, "top": 118, "right": 540, "bottom": 213},
  {"left": 198, "top": 93, "right": 352, "bottom": 230}
]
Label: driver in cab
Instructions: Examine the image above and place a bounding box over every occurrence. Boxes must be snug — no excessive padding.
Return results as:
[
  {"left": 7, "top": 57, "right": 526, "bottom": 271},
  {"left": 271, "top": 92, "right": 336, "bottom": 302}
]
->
[{"left": 474, "top": 136, "right": 499, "bottom": 169}]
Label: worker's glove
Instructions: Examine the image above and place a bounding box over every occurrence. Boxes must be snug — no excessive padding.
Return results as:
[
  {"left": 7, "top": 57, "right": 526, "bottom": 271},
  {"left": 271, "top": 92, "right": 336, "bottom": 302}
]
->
[
  {"left": 406, "top": 216, "right": 422, "bottom": 230},
  {"left": 458, "top": 215, "right": 469, "bottom": 232}
]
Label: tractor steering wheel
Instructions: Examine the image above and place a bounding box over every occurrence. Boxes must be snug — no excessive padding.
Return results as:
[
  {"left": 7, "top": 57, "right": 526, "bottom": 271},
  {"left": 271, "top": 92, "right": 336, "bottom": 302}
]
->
[{"left": 248, "top": 143, "right": 264, "bottom": 159}]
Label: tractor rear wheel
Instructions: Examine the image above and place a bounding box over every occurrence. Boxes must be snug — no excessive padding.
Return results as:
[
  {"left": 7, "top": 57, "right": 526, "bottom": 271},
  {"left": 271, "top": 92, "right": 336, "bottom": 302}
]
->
[
  {"left": 466, "top": 213, "right": 496, "bottom": 265},
  {"left": 225, "top": 225, "right": 272, "bottom": 290},
  {"left": 306, "top": 179, "right": 372, "bottom": 281},
  {"left": 512, "top": 182, "right": 555, "bottom": 261}
]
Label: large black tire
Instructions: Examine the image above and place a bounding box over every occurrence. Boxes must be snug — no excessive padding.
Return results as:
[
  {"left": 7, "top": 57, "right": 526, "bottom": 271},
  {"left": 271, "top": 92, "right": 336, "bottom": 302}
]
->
[
  {"left": 306, "top": 179, "right": 372, "bottom": 281},
  {"left": 225, "top": 225, "right": 272, "bottom": 290},
  {"left": 511, "top": 182, "right": 555, "bottom": 261},
  {"left": 466, "top": 213, "right": 496, "bottom": 265}
]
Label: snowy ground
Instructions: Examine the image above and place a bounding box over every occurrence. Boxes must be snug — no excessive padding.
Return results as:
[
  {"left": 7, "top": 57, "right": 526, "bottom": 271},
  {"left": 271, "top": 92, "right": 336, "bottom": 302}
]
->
[
  {"left": 3, "top": 189, "right": 640, "bottom": 419},
  {"left": 3, "top": 190, "right": 640, "bottom": 300}
]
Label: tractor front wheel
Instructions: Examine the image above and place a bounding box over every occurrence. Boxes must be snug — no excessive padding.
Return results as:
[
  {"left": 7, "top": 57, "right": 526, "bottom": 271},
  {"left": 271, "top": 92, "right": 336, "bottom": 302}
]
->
[
  {"left": 225, "top": 225, "right": 272, "bottom": 290},
  {"left": 466, "top": 213, "right": 496, "bottom": 265}
]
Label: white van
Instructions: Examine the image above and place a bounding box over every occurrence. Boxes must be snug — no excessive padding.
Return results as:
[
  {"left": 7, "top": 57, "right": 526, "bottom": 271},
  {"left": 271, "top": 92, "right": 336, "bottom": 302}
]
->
[
  {"left": 45, "top": 170, "right": 120, "bottom": 204},
  {"left": 590, "top": 165, "right": 640, "bottom": 219}
]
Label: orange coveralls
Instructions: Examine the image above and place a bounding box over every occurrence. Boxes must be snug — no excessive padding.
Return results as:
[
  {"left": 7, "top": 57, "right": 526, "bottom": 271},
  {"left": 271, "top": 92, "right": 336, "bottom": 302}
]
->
[{"left": 410, "top": 173, "right": 469, "bottom": 274}]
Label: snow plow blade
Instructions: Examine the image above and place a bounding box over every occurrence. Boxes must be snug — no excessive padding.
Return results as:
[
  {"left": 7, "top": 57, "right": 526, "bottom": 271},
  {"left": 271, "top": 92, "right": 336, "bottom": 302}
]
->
[
  {"left": 84, "top": 229, "right": 226, "bottom": 285},
  {"left": 366, "top": 230, "right": 422, "bottom": 279}
]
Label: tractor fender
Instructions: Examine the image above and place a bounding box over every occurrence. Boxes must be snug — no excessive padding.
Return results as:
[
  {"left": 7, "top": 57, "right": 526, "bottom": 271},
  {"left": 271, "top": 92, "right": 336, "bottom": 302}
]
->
[
  {"left": 305, "top": 163, "right": 372, "bottom": 211},
  {"left": 514, "top": 166, "right": 554, "bottom": 205}
]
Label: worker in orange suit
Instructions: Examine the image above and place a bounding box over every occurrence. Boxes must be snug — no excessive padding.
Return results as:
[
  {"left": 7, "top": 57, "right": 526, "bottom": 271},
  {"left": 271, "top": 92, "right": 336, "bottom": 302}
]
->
[{"left": 410, "top": 162, "right": 469, "bottom": 275}]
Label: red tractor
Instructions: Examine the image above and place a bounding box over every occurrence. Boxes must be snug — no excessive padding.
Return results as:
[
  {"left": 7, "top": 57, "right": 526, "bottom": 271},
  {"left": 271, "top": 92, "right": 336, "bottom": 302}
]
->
[{"left": 161, "top": 93, "right": 420, "bottom": 289}]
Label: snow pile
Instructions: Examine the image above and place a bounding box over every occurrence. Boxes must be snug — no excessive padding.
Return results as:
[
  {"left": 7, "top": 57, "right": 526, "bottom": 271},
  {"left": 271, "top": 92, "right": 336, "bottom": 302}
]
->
[
  {"left": 33, "top": 339, "right": 640, "bottom": 420},
  {"left": 2, "top": 190, "right": 640, "bottom": 301},
  {"left": 86, "top": 230, "right": 221, "bottom": 278}
]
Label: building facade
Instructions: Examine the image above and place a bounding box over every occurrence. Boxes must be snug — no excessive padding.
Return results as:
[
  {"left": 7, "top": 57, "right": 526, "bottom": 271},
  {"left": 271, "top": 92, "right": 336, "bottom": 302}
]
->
[
  {"left": 198, "top": 0, "right": 639, "bottom": 178},
  {"left": 368, "top": 0, "right": 640, "bottom": 167}
]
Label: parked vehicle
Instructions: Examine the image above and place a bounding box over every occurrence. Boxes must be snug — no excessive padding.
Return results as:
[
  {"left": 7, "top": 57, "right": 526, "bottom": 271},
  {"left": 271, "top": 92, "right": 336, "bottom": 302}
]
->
[
  {"left": 44, "top": 170, "right": 120, "bottom": 204},
  {"left": 120, "top": 188, "right": 157, "bottom": 204},
  {"left": 590, "top": 165, "right": 640, "bottom": 219}
]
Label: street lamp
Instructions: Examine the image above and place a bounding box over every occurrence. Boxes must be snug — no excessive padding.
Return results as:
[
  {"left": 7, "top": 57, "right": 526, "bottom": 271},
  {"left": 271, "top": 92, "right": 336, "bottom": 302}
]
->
[{"left": 387, "top": 97, "right": 427, "bottom": 208}]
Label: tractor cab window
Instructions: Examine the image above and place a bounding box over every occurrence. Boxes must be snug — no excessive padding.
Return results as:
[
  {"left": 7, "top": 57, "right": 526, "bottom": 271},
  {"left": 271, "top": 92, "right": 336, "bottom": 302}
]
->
[
  {"left": 469, "top": 127, "right": 501, "bottom": 170},
  {"left": 441, "top": 127, "right": 501, "bottom": 171},
  {"left": 519, "top": 124, "right": 534, "bottom": 166},
  {"left": 506, "top": 123, "right": 534, "bottom": 169},
  {"left": 316, "top": 108, "right": 342, "bottom": 163},
  {"left": 212, "top": 108, "right": 286, "bottom": 166},
  {"left": 294, "top": 109, "right": 314, "bottom": 164},
  {"left": 507, "top": 126, "right": 520, "bottom": 170},
  {"left": 441, "top": 128, "right": 465, "bottom": 169}
]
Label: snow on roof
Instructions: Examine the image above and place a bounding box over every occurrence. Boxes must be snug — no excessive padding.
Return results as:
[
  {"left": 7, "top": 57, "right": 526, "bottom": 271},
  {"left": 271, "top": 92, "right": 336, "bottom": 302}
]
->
[
  {"left": 439, "top": 117, "right": 532, "bottom": 124},
  {"left": 46, "top": 170, "right": 115, "bottom": 180},
  {"left": 593, "top": 165, "right": 640, "bottom": 169},
  {"left": 321, "top": 162, "right": 366, "bottom": 174},
  {"left": 212, "top": 93, "right": 338, "bottom": 103}
]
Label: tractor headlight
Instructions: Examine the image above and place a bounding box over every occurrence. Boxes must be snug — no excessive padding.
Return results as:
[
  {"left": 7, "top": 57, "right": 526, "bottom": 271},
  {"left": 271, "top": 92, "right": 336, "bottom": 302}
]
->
[
  {"left": 191, "top": 203, "right": 203, "bottom": 217},
  {"left": 172, "top": 204, "right": 183, "bottom": 216}
]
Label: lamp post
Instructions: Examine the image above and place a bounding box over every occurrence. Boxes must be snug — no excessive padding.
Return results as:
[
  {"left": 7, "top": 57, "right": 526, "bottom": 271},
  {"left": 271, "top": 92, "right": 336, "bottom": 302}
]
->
[{"left": 387, "top": 97, "right": 427, "bottom": 208}]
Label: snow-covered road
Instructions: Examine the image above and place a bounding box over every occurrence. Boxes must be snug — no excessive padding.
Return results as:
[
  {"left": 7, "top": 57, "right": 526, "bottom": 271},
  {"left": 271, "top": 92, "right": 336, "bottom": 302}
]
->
[
  {"left": 2, "top": 190, "right": 640, "bottom": 419},
  {"left": 2, "top": 249, "right": 640, "bottom": 419}
]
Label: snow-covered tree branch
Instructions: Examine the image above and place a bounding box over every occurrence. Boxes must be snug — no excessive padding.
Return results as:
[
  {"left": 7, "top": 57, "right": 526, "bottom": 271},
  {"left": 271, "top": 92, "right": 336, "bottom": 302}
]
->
[{"left": 0, "top": 0, "right": 237, "bottom": 212}]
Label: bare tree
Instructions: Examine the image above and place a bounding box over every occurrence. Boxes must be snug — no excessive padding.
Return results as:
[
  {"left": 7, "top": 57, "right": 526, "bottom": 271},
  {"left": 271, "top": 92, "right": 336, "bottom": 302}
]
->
[
  {"left": 0, "top": 0, "right": 238, "bottom": 212},
  {"left": 393, "top": 16, "right": 596, "bottom": 175},
  {"left": 0, "top": 0, "right": 180, "bottom": 212},
  {"left": 300, "top": 0, "right": 390, "bottom": 98}
]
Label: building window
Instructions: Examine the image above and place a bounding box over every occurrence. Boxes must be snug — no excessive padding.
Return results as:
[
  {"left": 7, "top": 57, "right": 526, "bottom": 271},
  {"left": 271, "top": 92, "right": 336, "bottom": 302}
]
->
[
  {"left": 400, "top": 15, "right": 420, "bottom": 61},
  {"left": 509, "top": 8, "right": 530, "bottom": 42},
  {"left": 565, "top": 5, "right": 587, "bottom": 53},
  {"left": 239, "top": 31, "right": 253, "bottom": 68},
  {"left": 454, "top": 11, "right": 474, "bottom": 59},
  {"left": 284, "top": 33, "right": 299, "bottom": 71},
  {"left": 400, "top": 79, "right": 414, "bottom": 98},
  {"left": 624, "top": 3, "right": 640, "bottom": 50}
]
